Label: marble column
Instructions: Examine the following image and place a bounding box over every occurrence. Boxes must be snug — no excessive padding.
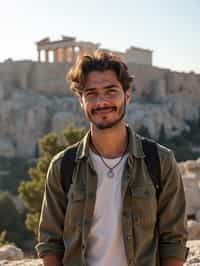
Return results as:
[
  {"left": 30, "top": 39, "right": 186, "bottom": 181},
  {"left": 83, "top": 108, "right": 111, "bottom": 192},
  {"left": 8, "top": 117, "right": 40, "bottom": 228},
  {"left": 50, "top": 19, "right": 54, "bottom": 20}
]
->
[
  {"left": 45, "top": 50, "right": 49, "bottom": 63},
  {"left": 64, "top": 47, "right": 68, "bottom": 62},
  {"left": 65, "top": 47, "right": 73, "bottom": 63},
  {"left": 71, "top": 46, "right": 75, "bottom": 62},
  {"left": 53, "top": 49, "right": 58, "bottom": 63},
  {"left": 38, "top": 50, "right": 41, "bottom": 62},
  {"left": 60, "top": 48, "right": 65, "bottom": 62}
]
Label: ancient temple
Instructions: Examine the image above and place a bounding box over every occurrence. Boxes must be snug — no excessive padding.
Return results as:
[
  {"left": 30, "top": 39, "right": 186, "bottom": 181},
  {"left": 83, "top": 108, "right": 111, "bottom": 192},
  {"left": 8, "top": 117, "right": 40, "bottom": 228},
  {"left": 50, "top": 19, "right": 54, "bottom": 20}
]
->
[{"left": 36, "top": 36, "right": 153, "bottom": 65}]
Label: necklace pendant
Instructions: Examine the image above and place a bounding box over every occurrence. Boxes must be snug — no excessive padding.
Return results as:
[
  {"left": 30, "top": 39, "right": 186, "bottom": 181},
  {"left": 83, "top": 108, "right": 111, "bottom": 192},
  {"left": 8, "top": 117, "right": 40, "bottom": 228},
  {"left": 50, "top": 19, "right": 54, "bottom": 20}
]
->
[{"left": 107, "top": 169, "right": 114, "bottom": 178}]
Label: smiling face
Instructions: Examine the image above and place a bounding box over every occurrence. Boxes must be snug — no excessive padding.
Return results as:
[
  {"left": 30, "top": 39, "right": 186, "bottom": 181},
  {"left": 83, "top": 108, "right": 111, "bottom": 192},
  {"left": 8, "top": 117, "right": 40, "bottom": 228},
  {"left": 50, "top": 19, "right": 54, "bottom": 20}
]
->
[{"left": 79, "top": 70, "right": 131, "bottom": 130}]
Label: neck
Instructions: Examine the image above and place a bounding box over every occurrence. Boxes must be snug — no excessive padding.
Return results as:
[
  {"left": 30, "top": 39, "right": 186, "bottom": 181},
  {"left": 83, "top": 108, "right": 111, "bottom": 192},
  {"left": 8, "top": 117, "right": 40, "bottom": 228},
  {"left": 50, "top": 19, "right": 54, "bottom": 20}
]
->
[{"left": 90, "top": 122, "right": 128, "bottom": 158}]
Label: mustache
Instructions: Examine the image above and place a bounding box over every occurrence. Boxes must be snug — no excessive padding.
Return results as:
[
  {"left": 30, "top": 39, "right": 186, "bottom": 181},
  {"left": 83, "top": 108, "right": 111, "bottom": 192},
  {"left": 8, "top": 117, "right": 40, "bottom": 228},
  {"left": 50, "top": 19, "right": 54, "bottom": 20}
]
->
[{"left": 91, "top": 106, "right": 117, "bottom": 114}]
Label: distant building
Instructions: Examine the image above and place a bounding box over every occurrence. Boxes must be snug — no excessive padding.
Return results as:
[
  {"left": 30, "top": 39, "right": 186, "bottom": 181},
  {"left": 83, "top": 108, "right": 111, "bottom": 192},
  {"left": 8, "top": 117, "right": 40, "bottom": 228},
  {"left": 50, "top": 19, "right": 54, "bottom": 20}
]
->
[{"left": 36, "top": 36, "right": 153, "bottom": 65}]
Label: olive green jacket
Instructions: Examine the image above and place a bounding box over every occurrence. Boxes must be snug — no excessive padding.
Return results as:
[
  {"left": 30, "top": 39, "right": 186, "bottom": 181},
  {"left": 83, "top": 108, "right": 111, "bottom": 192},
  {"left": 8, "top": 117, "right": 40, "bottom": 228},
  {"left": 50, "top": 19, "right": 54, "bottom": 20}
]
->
[{"left": 36, "top": 126, "right": 188, "bottom": 266}]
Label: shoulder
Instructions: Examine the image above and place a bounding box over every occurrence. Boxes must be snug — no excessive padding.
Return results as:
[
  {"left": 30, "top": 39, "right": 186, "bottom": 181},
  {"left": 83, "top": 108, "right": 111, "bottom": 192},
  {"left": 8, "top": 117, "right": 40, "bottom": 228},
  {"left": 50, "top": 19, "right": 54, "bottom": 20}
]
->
[
  {"left": 46, "top": 142, "right": 80, "bottom": 185},
  {"left": 156, "top": 142, "right": 176, "bottom": 166},
  {"left": 50, "top": 142, "right": 80, "bottom": 169},
  {"left": 137, "top": 133, "right": 173, "bottom": 162},
  {"left": 155, "top": 142, "right": 179, "bottom": 182},
  {"left": 156, "top": 142, "right": 173, "bottom": 163},
  {"left": 138, "top": 134, "right": 177, "bottom": 177}
]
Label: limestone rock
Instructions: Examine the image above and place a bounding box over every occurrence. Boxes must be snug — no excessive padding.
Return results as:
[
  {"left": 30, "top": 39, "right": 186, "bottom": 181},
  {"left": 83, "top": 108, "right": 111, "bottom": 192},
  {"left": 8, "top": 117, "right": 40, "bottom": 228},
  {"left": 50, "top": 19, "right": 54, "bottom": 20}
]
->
[
  {"left": 187, "top": 221, "right": 200, "bottom": 240},
  {"left": 127, "top": 99, "right": 191, "bottom": 139},
  {"left": 1, "top": 242, "right": 200, "bottom": 265},
  {"left": 178, "top": 158, "right": 200, "bottom": 241},
  {"left": 0, "top": 245, "right": 24, "bottom": 260},
  {"left": 182, "top": 175, "right": 200, "bottom": 215},
  {"left": 196, "top": 210, "right": 200, "bottom": 223},
  {"left": 0, "top": 83, "right": 5, "bottom": 100},
  {"left": 185, "top": 240, "right": 200, "bottom": 265},
  {"left": 0, "top": 60, "right": 200, "bottom": 157},
  {"left": 0, "top": 258, "right": 42, "bottom": 265},
  {"left": 0, "top": 241, "right": 200, "bottom": 265},
  {"left": 179, "top": 159, "right": 200, "bottom": 217},
  {"left": 0, "top": 137, "right": 15, "bottom": 157},
  {"left": 149, "top": 79, "right": 167, "bottom": 101},
  {"left": 52, "top": 112, "right": 76, "bottom": 133}
]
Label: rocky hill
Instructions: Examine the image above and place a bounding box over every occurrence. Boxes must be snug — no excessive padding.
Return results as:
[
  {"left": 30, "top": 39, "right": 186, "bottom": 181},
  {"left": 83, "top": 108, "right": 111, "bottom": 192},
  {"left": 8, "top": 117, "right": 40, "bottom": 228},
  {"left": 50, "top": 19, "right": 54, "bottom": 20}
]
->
[{"left": 0, "top": 60, "right": 200, "bottom": 158}]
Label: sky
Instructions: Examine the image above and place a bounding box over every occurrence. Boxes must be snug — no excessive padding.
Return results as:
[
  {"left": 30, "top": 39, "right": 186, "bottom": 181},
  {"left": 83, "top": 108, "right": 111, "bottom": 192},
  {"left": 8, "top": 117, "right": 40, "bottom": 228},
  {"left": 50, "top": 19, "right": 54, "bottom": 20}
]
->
[{"left": 0, "top": 0, "right": 199, "bottom": 73}]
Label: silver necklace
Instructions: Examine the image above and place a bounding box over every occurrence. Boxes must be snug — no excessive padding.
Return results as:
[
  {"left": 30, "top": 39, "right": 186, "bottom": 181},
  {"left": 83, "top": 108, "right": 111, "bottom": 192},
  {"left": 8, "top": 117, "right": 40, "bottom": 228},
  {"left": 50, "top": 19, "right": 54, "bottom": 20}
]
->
[{"left": 90, "top": 141, "right": 128, "bottom": 178}]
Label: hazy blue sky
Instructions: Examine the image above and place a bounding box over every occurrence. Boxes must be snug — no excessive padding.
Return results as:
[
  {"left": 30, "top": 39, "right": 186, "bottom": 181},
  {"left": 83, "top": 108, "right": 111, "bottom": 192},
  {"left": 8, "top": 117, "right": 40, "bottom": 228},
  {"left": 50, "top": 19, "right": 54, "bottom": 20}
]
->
[{"left": 0, "top": 0, "right": 199, "bottom": 73}]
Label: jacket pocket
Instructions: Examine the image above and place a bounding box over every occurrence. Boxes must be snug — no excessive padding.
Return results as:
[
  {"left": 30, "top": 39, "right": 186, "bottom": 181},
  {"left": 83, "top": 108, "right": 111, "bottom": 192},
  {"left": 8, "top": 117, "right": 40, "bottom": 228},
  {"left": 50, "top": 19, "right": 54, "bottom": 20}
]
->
[
  {"left": 131, "top": 184, "right": 157, "bottom": 226},
  {"left": 68, "top": 185, "right": 86, "bottom": 203},
  {"left": 64, "top": 184, "right": 86, "bottom": 230}
]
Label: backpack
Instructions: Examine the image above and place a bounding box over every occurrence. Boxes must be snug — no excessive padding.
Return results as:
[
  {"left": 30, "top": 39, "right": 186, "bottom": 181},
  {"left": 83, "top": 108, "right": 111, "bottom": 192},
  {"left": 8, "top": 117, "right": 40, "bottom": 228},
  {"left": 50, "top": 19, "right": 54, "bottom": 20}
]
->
[{"left": 60, "top": 137, "right": 161, "bottom": 200}]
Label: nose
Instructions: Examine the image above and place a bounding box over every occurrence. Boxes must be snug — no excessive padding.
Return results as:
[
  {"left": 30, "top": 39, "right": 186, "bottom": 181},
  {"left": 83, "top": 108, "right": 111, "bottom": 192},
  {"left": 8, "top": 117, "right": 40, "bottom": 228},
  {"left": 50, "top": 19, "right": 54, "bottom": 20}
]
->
[{"left": 95, "top": 93, "right": 109, "bottom": 105}]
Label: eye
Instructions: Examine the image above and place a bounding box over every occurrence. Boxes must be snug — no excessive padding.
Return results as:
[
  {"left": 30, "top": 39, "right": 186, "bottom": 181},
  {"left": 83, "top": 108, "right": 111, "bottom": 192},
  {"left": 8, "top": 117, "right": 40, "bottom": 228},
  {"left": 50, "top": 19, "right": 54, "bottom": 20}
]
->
[
  {"left": 86, "top": 92, "right": 96, "bottom": 96},
  {"left": 84, "top": 91, "right": 98, "bottom": 99},
  {"left": 107, "top": 88, "right": 117, "bottom": 94}
]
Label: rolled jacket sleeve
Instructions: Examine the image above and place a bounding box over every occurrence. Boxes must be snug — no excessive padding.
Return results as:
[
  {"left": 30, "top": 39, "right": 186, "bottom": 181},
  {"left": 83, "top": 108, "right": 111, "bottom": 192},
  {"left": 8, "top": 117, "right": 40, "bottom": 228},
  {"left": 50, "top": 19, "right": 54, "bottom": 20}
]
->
[
  {"left": 35, "top": 156, "right": 66, "bottom": 258},
  {"left": 158, "top": 148, "right": 188, "bottom": 261}
]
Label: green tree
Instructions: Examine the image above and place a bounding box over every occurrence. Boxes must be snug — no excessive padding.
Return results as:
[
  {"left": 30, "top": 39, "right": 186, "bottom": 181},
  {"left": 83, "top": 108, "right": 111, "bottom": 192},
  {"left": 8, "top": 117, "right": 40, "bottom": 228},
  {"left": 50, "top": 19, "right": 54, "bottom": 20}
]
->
[
  {"left": 0, "top": 231, "right": 11, "bottom": 246},
  {"left": 0, "top": 191, "right": 29, "bottom": 246},
  {"left": 157, "top": 119, "right": 200, "bottom": 162},
  {"left": 19, "top": 125, "right": 87, "bottom": 235}
]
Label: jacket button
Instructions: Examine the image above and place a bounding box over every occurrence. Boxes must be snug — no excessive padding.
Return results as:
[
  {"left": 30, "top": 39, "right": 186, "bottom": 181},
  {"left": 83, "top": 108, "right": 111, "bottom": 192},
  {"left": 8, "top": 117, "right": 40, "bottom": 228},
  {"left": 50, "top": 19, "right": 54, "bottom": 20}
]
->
[{"left": 127, "top": 235, "right": 132, "bottom": 240}]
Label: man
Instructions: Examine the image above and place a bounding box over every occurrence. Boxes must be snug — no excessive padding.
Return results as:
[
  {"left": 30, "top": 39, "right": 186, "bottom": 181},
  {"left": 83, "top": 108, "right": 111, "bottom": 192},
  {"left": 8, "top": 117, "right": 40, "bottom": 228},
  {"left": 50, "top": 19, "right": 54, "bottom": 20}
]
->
[{"left": 36, "top": 51, "right": 188, "bottom": 266}]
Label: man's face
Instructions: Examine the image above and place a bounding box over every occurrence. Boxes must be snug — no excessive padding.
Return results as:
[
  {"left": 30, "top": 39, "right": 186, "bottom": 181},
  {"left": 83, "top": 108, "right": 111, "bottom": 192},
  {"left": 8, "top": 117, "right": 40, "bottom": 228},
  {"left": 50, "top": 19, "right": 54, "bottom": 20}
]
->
[{"left": 79, "top": 70, "right": 131, "bottom": 130}]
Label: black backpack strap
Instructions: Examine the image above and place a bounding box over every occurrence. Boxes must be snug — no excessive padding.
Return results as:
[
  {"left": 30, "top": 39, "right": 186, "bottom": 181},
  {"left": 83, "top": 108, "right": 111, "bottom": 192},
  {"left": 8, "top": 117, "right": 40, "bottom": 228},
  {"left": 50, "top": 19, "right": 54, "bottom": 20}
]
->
[
  {"left": 60, "top": 144, "right": 79, "bottom": 194},
  {"left": 141, "top": 138, "right": 161, "bottom": 199}
]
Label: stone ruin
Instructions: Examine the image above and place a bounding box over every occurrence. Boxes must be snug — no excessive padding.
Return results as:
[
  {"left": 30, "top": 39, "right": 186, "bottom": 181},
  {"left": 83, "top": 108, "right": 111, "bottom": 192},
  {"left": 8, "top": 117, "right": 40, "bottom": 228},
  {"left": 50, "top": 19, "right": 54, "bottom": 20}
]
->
[
  {"left": 0, "top": 35, "right": 200, "bottom": 157},
  {"left": 36, "top": 35, "right": 153, "bottom": 65}
]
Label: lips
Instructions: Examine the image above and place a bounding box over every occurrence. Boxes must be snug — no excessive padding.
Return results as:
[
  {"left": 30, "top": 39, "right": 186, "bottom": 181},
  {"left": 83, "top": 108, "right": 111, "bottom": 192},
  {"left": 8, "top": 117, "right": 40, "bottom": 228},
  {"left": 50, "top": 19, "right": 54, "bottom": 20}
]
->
[{"left": 92, "top": 107, "right": 116, "bottom": 115}]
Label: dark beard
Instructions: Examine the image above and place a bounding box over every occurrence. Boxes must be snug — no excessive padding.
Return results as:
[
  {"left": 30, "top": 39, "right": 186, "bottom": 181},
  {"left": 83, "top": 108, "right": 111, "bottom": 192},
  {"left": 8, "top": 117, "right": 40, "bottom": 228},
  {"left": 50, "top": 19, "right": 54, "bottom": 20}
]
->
[{"left": 87, "top": 101, "right": 126, "bottom": 130}]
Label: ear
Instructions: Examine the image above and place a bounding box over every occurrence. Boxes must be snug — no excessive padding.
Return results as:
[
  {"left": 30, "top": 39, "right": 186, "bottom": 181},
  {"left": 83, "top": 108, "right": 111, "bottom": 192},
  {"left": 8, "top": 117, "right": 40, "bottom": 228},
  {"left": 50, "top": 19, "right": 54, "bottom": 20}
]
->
[{"left": 125, "top": 88, "right": 132, "bottom": 104}]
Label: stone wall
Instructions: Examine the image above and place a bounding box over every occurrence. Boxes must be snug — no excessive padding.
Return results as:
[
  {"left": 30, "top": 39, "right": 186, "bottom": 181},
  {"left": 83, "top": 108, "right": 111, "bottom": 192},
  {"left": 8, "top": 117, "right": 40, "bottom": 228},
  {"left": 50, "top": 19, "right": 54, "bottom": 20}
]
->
[
  {"left": 29, "top": 62, "right": 71, "bottom": 94},
  {"left": 0, "top": 60, "right": 199, "bottom": 98},
  {"left": 124, "top": 47, "right": 152, "bottom": 65},
  {"left": 0, "top": 61, "right": 72, "bottom": 95},
  {"left": 0, "top": 60, "right": 200, "bottom": 157},
  {"left": 126, "top": 63, "right": 167, "bottom": 97},
  {"left": 166, "top": 71, "right": 200, "bottom": 95}
]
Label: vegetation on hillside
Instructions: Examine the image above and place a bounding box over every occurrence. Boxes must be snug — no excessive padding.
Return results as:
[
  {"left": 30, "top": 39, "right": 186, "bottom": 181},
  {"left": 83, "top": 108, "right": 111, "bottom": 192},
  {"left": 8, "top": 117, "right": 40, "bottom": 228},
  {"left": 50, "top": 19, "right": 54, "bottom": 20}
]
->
[
  {"left": 18, "top": 125, "right": 87, "bottom": 235},
  {"left": 0, "top": 191, "right": 31, "bottom": 247},
  {"left": 0, "top": 231, "right": 11, "bottom": 246},
  {"left": 0, "top": 117, "right": 199, "bottom": 244},
  {"left": 138, "top": 115, "right": 200, "bottom": 162}
]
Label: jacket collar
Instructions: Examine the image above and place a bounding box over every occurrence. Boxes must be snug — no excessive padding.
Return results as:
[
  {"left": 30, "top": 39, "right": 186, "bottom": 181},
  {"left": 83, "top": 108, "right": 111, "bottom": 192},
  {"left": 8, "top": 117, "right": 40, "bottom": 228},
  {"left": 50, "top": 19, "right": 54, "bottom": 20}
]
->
[{"left": 75, "top": 124, "right": 145, "bottom": 161}]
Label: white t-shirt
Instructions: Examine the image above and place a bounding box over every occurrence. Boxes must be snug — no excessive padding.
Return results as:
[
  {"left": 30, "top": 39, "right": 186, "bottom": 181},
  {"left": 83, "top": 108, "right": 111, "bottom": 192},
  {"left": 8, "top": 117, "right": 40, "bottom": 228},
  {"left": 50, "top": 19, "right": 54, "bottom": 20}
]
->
[{"left": 86, "top": 149, "right": 128, "bottom": 266}]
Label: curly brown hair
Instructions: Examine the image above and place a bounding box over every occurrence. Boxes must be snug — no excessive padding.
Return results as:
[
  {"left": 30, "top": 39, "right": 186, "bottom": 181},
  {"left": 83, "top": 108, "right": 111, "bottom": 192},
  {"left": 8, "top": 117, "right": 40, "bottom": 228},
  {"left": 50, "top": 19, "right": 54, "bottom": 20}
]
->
[{"left": 67, "top": 50, "right": 134, "bottom": 95}]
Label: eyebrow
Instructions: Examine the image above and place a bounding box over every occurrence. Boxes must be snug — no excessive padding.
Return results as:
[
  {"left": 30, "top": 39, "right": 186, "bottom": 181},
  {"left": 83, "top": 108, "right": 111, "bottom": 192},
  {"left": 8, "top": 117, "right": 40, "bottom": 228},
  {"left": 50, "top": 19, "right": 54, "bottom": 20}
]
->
[{"left": 84, "top": 84, "right": 118, "bottom": 92}]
